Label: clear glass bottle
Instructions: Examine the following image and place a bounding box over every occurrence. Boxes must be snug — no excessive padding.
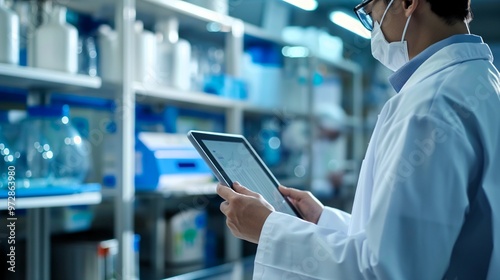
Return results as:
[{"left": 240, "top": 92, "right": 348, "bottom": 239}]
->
[
  {"left": 17, "top": 105, "right": 90, "bottom": 188},
  {"left": 0, "top": 112, "right": 16, "bottom": 189}
]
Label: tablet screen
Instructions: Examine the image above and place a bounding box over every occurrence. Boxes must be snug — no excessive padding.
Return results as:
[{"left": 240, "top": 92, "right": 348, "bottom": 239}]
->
[{"left": 202, "top": 139, "right": 298, "bottom": 217}]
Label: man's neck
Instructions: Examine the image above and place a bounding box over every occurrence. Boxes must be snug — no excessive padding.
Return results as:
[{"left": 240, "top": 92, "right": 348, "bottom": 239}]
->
[{"left": 409, "top": 20, "right": 470, "bottom": 59}]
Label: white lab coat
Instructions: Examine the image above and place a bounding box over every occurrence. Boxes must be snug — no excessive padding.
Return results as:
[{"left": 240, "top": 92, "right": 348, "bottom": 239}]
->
[{"left": 254, "top": 42, "right": 500, "bottom": 279}]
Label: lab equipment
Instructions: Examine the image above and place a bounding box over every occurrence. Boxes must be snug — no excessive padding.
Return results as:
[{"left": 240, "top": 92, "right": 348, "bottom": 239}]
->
[
  {"left": 203, "top": 74, "right": 247, "bottom": 100},
  {"left": 52, "top": 235, "right": 118, "bottom": 280},
  {"left": 172, "top": 39, "right": 192, "bottom": 90},
  {"left": 155, "top": 18, "right": 176, "bottom": 87},
  {"left": 78, "top": 36, "right": 98, "bottom": 77},
  {"left": 98, "top": 25, "right": 120, "bottom": 82},
  {"left": 0, "top": 110, "right": 25, "bottom": 189},
  {"left": 243, "top": 46, "right": 283, "bottom": 108},
  {"left": 34, "top": 5, "right": 78, "bottom": 73},
  {"left": 52, "top": 233, "right": 140, "bottom": 280},
  {"left": 12, "top": 0, "right": 29, "bottom": 65},
  {"left": 16, "top": 105, "right": 90, "bottom": 188},
  {"left": 0, "top": 0, "right": 19, "bottom": 65},
  {"left": 0, "top": 112, "right": 15, "bottom": 189},
  {"left": 166, "top": 209, "right": 207, "bottom": 264},
  {"left": 282, "top": 26, "right": 343, "bottom": 62},
  {"left": 134, "top": 21, "right": 157, "bottom": 84},
  {"left": 260, "top": 118, "right": 282, "bottom": 167},
  {"left": 135, "top": 132, "right": 212, "bottom": 191},
  {"left": 156, "top": 18, "right": 193, "bottom": 90}
]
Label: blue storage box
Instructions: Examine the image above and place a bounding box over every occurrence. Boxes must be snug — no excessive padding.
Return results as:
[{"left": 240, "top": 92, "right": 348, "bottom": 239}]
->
[{"left": 203, "top": 75, "right": 248, "bottom": 100}]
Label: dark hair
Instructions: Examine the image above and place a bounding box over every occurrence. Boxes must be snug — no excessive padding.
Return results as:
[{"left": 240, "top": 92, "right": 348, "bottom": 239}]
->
[
  {"left": 425, "top": 0, "right": 472, "bottom": 24},
  {"left": 386, "top": 0, "right": 472, "bottom": 24}
]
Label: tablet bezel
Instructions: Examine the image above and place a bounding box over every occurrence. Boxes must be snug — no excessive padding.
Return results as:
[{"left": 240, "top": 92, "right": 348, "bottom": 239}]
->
[{"left": 188, "top": 130, "right": 302, "bottom": 218}]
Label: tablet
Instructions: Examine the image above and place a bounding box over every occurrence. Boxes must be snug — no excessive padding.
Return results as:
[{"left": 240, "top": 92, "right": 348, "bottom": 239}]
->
[{"left": 187, "top": 130, "right": 301, "bottom": 218}]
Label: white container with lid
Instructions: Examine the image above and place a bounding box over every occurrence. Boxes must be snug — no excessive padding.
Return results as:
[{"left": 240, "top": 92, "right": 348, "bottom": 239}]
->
[
  {"left": 34, "top": 5, "right": 78, "bottom": 73},
  {"left": 98, "top": 25, "right": 121, "bottom": 82},
  {"left": 155, "top": 18, "right": 192, "bottom": 90},
  {"left": 0, "top": 0, "right": 20, "bottom": 65},
  {"left": 155, "top": 18, "right": 178, "bottom": 86},
  {"left": 135, "top": 21, "right": 157, "bottom": 84}
]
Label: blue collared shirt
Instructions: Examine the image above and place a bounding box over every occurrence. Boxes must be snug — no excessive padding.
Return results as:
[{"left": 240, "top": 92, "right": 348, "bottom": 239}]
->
[{"left": 389, "top": 34, "right": 484, "bottom": 93}]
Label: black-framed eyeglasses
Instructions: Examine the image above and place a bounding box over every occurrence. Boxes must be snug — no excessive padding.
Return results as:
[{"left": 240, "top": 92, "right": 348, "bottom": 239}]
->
[{"left": 354, "top": 0, "right": 375, "bottom": 31}]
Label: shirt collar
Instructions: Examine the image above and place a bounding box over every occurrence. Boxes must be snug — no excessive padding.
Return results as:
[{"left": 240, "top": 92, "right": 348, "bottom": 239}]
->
[{"left": 389, "top": 34, "right": 484, "bottom": 93}]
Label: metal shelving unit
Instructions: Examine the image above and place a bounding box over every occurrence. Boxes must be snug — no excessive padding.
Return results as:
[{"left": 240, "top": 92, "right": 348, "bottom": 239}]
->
[
  {"left": 135, "top": 83, "right": 240, "bottom": 110},
  {"left": 0, "top": 192, "right": 102, "bottom": 210},
  {"left": 0, "top": 188, "right": 102, "bottom": 279},
  {"left": 0, "top": 61, "right": 105, "bottom": 280},
  {"left": 138, "top": 0, "right": 236, "bottom": 27},
  {"left": 0, "top": 64, "right": 102, "bottom": 91},
  {"left": 0, "top": 0, "right": 364, "bottom": 279}
]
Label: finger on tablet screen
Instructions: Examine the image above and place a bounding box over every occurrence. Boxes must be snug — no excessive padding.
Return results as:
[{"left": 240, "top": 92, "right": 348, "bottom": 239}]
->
[{"left": 217, "top": 183, "right": 236, "bottom": 200}]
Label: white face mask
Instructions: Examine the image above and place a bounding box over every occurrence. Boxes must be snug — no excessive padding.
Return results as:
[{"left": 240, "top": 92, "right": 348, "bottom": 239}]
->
[{"left": 371, "top": 0, "right": 412, "bottom": 71}]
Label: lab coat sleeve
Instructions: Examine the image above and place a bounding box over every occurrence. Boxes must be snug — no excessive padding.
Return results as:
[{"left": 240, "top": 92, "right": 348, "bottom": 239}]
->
[
  {"left": 254, "top": 211, "right": 375, "bottom": 279},
  {"left": 253, "top": 115, "right": 475, "bottom": 279},
  {"left": 317, "top": 207, "right": 351, "bottom": 233}
]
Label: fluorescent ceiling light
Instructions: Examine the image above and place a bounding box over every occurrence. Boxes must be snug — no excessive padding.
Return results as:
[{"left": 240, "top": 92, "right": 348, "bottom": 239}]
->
[
  {"left": 329, "top": 11, "right": 371, "bottom": 39},
  {"left": 283, "top": 0, "right": 318, "bottom": 11},
  {"left": 282, "top": 46, "right": 310, "bottom": 58}
]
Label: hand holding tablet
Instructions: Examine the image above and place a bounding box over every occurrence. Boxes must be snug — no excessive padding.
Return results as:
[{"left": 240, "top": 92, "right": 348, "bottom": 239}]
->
[
  {"left": 187, "top": 130, "right": 302, "bottom": 218},
  {"left": 216, "top": 181, "right": 274, "bottom": 244}
]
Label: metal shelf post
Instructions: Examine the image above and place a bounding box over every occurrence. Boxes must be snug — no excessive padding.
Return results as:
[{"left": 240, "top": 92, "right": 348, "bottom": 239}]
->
[{"left": 115, "top": 0, "right": 136, "bottom": 279}]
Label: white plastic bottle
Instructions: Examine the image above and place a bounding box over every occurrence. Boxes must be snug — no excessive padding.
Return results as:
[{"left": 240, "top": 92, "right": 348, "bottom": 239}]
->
[
  {"left": 98, "top": 25, "right": 121, "bottom": 82},
  {"left": 155, "top": 17, "right": 191, "bottom": 90},
  {"left": 171, "top": 38, "right": 192, "bottom": 91},
  {"left": 0, "top": 0, "right": 20, "bottom": 65},
  {"left": 135, "top": 21, "right": 157, "bottom": 84},
  {"left": 34, "top": 6, "right": 78, "bottom": 73},
  {"left": 155, "top": 18, "right": 178, "bottom": 86}
]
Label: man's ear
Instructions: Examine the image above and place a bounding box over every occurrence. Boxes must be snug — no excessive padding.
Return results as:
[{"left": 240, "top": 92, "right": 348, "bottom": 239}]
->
[{"left": 403, "top": 0, "right": 418, "bottom": 17}]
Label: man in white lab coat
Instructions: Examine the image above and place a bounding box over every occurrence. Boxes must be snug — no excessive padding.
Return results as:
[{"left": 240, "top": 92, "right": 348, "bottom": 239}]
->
[{"left": 216, "top": 0, "right": 500, "bottom": 278}]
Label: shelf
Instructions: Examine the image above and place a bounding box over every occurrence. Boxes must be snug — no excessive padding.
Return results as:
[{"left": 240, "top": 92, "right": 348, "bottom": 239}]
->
[
  {"left": 65, "top": 0, "right": 235, "bottom": 43},
  {"left": 0, "top": 184, "right": 102, "bottom": 210},
  {"left": 135, "top": 83, "right": 315, "bottom": 119},
  {"left": 0, "top": 191, "right": 102, "bottom": 210},
  {"left": 244, "top": 23, "right": 291, "bottom": 46},
  {"left": 0, "top": 64, "right": 102, "bottom": 92},
  {"left": 138, "top": 0, "right": 236, "bottom": 29},
  {"left": 135, "top": 83, "right": 241, "bottom": 110},
  {"left": 314, "top": 56, "right": 362, "bottom": 74},
  {"left": 137, "top": 182, "right": 218, "bottom": 198},
  {"left": 242, "top": 104, "right": 309, "bottom": 119},
  {"left": 244, "top": 25, "right": 361, "bottom": 74}
]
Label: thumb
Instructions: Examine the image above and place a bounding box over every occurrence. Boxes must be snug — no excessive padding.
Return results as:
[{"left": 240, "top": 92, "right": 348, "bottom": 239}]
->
[
  {"left": 233, "top": 182, "right": 259, "bottom": 198},
  {"left": 279, "top": 185, "right": 305, "bottom": 200}
]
